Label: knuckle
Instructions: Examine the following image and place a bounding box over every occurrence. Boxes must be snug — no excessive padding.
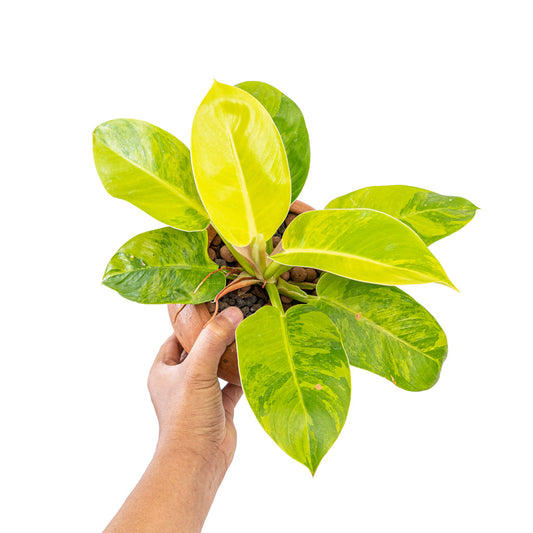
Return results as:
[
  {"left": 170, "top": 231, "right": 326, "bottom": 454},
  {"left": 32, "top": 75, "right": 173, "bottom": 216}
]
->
[{"left": 201, "top": 320, "right": 230, "bottom": 347}]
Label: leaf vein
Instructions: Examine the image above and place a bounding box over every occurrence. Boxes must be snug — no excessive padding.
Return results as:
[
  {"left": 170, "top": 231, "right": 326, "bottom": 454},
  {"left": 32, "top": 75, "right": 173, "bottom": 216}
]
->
[{"left": 318, "top": 297, "right": 441, "bottom": 365}]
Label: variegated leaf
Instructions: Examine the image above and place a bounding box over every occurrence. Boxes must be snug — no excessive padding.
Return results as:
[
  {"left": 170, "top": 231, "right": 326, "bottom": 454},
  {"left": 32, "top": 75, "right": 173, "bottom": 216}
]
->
[
  {"left": 310, "top": 273, "right": 447, "bottom": 391},
  {"left": 236, "top": 81, "right": 310, "bottom": 202},
  {"left": 103, "top": 227, "right": 225, "bottom": 304},
  {"left": 326, "top": 185, "right": 478, "bottom": 245},
  {"left": 236, "top": 304, "right": 351, "bottom": 474},
  {"left": 191, "top": 81, "right": 291, "bottom": 247},
  {"left": 93, "top": 119, "right": 209, "bottom": 230},
  {"left": 272, "top": 209, "right": 456, "bottom": 289}
]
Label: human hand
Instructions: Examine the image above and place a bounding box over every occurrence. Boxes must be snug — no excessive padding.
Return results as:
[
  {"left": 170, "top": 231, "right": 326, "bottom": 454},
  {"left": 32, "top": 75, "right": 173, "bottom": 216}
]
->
[
  {"left": 103, "top": 307, "right": 244, "bottom": 533},
  {"left": 148, "top": 306, "right": 244, "bottom": 480}
]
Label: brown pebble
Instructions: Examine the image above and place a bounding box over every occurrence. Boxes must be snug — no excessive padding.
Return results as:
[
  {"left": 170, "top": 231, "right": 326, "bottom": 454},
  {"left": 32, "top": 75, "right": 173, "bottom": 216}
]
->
[
  {"left": 285, "top": 213, "right": 297, "bottom": 225},
  {"left": 281, "top": 295, "right": 293, "bottom": 304},
  {"left": 291, "top": 267, "right": 307, "bottom": 283},
  {"left": 272, "top": 235, "right": 281, "bottom": 247},
  {"left": 208, "top": 247, "right": 216, "bottom": 260},
  {"left": 252, "top": 286, "right": 264, "bottom": 298},
  {"left": 212, "top": 235, "right": 222, "bottom": 246},
  {"left": 250, "top": 303, "right": 263, "bottom": 313},
  {"left": 305, "top": 268, "right": 317, "bottom": 282},
  {"left": 220, "top": 245, "right": 236, "bottom": 263},
  {"left": 237, "top": 286, "right": 250, "bottom": 296},
  {"left": 282, "top": 303, "right": 292, "bottom": 311},
  {"left": 280, "top": 271, "right": 291, "bottom": 281},
  {"left": 206, "top": 302, "right": 216, "bottom": 313}
]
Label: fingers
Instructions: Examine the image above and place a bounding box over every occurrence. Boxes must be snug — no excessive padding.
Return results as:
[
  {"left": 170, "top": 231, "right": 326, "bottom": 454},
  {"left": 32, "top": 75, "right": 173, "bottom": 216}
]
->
[
  {"left": 222, "top": 383, "right": 243, "bottom": 420},
  {"left": 184, "top": 307, "right": 243, "bottom": 380},
  {"left": 153, "top": 335, "right": 184, "bottom": 366}
]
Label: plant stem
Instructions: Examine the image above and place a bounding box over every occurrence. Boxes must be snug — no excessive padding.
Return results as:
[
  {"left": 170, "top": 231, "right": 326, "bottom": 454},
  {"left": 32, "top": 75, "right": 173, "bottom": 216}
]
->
[
  {"left": 263, "top": 260, "right": 291, "bottom": 281},
  {"left": 286, "top": 291, "right": 318, "bottom": 304},
  {"left": 291, "top": 281, "right": 317, "bottom": 291},
  {"left": 277, "top": 278, "right": 317, "bottom": 303},
  {"left": 251, "top": 234, "right": 267, "bottom": 276},
  {"left": 265, "top": 282, "right": 284, "bottom": 313},
  {"left": 224, "top": 241, "right": 257, "bottom": 277}
]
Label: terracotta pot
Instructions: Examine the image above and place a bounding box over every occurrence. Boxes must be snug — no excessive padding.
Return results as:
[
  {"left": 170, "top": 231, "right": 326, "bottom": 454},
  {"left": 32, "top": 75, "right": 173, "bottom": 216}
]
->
[{"left": 168, "top": 200, "right": 315, "bottom": 385}]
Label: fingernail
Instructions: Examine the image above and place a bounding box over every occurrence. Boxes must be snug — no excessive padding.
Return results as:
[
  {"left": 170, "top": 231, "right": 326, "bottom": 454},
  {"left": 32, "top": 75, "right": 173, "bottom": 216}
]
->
[{"left": 220, "top": 306, "right": 244, "bottom": 328}]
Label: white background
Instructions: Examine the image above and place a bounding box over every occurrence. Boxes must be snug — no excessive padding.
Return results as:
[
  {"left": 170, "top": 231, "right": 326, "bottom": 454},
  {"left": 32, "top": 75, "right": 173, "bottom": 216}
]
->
[{"left": 1, "top": 1, "right": 532, "bottom": 531}]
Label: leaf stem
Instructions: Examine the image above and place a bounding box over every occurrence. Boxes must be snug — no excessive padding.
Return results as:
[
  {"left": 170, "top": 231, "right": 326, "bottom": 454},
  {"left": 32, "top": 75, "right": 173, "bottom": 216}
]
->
[
  {"left": 291, "top": 281, "right": 317, "bottom": 291},
  {"left": 263, "top": 260, "right": 291, "bottom": 281},
  {"left": 251, "top": 234, "right": 267, "bottom": 276},
  {"left": 224, "top": 241, "right": 257, "bottom": 277},
  {"left": 203, "top": 274, "right": 260, "bottom": 328},
  {"left": 265, "top": 282, "right": 284, "bottom": 312},
  {"left": 287, "top": 291, "right": 317, "bottom": 304},
  {"left": 277, "top": 278, "right": 317, "bottom": 303}
]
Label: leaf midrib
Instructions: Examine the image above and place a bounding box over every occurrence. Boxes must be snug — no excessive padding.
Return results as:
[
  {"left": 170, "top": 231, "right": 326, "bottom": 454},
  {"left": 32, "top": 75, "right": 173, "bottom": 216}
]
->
[
  {"left": 105, "top": 263, "right": 218, "bottom": 279},
  {"left": 398, "top": 205, "right": 473, "bottom": 219},
  {"left": 279, "top": 314, "right": 313, "bottom": 464},
  {"left": 99, "top": 140, "right": 203, "bottom": 214},
  {"left": 317, "top": 296, "right": 442, "bottom": 365},
  {"left": 275, "top": 247, "right": 438, "bottom": 282},
  {"left": 222, "top": 114, "right": 257, "bottom": 239},
  {"left": 340, "top": 198, "right": 473, "bottom": 219}
]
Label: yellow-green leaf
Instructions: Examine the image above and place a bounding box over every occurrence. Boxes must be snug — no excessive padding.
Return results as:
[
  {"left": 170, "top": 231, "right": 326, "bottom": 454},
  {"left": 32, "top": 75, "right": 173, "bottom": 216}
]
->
[
  {"left": 271, "top": 209, "right": 456, "bottom": 288},
  {"left": 310, "top": 274, "right": 447, "bottom": 391},
  {"left": 191, "top": 81, "right": 291, "bottom": 247},
  {"left": 236, "top": 305, "right": 351, "bottom": 474},
  {"left": 236, "top": 81, "right": 310, "bottom": 202},
  {"left": 326, "top": 185, "right": 478, "bottom": 245},
  {"left": 102, "top": 227, "right": 225, "bottom": 304},
  {"left": 93, "top": 119, "right": 209, "bottom": 230}
]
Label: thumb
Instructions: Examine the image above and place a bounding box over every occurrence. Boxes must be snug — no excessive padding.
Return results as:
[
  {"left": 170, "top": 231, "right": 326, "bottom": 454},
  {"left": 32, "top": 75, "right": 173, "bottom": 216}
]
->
[{"left": 184, "top": 307, "right": 243, "bottom": 380}]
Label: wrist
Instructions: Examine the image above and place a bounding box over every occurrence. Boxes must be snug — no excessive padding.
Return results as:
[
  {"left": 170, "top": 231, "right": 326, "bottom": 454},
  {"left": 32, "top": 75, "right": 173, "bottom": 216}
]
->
[{"left": 154, "top": 437, "right": 227, "bottom": 487}]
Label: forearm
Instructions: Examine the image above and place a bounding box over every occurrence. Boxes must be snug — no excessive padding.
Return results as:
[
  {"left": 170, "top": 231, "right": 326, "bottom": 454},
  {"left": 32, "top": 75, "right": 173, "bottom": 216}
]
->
[
  {"left": 104, "top": 446, "right": 225, "bottom": 533},
  {"left": 106, "top": 311, "right": 242, "bottom": 531}
]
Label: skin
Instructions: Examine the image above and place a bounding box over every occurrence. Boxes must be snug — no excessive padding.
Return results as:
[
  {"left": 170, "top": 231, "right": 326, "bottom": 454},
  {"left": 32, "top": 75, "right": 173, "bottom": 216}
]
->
[{"left": 104, "top": 306, "right": 244, "bottom": 533}]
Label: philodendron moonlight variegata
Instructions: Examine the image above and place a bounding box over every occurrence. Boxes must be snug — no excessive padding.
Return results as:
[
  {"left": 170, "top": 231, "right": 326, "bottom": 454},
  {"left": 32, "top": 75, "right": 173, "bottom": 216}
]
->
[{"left": 93, "top": 80, "right": 477, "bottom": 474}]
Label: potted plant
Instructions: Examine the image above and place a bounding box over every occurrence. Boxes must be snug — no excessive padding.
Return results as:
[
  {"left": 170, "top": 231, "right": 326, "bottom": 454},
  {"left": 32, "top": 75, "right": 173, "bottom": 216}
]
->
[{"left": 93, "top": 80, "right": 477, "bottom": 474}]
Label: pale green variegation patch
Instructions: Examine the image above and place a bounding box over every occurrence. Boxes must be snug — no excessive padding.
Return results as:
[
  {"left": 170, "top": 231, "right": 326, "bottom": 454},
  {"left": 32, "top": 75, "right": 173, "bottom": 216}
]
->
[
  {"left": 191, "top": 81, "right": 291, "bottom": 247},
  {"left": 103, "top": 227, "right": 225, "bottom": 304},
  {"left": 236, "top": 81, "right": 310, "bottom": 202},
  {"left": 271, "top": 209, "right": 456, "bottom": 288},
  {"left": 310, "top": 273, "right": 447, "bottom": 391},
  {"left": 326, "top": 185, "right": 478, "bottom": 245},
  {"left": 236, "top": 304, "right": 351, "bottom": 474},
  {"left": 93, "top": 119, "right": 209, "bottom": 231}
]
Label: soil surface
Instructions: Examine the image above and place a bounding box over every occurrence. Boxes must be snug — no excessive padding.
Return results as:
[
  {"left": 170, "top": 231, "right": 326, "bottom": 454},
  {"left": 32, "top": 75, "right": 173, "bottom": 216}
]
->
[{"left": 207, "top": 212, "right": 320, "bottom": 318}]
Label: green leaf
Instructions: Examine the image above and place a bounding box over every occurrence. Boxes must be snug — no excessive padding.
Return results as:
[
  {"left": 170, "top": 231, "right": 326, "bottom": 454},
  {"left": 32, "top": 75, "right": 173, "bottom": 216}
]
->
[
  {"left": 102, "top": 227, "right": 225, "bottom": 304},
  {"left": 236, "top": 305, "right": 351, "bottom": 474},
  {"left": 236, "top": 81, "right": 310, "bottom": 202},
  {"left": 271, "top": 209, "right": 456, "bottom": 289},
  {"left": 326, "top": 185, "right": 478, "bottom": 245},
  {"left": 93, "top": 119, "right": 209, "bottom": 231},
  {"left": 310, "top": 274, "right": 447, "bottom": 391},
  {"left": 191, "top": 81, "right": 291, "bottom": 247}
]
